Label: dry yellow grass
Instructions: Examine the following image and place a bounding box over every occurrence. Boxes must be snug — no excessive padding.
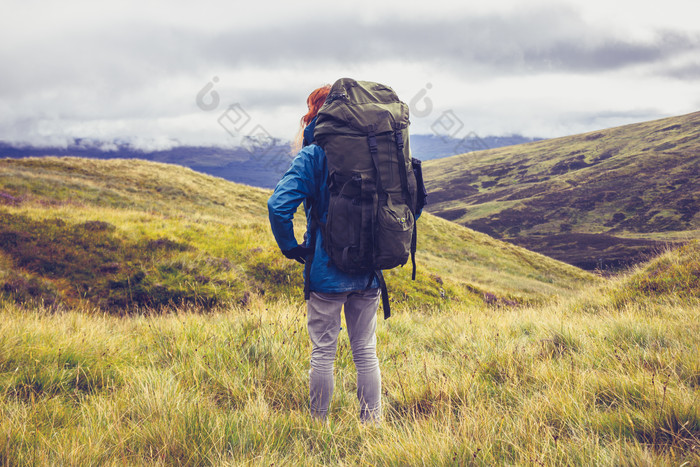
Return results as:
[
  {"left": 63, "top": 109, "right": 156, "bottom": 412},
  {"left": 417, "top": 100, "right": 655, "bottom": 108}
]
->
[
  {"left": 1, "top": 157, "right": 697, "bottom": 465},
  {"left": 1, "top": 265, "right": 698, "bottom": 465}
]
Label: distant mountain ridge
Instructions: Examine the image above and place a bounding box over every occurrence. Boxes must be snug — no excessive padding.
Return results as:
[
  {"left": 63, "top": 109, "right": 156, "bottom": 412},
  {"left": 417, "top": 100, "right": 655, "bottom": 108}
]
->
[
  {"left": 423, "top": 111, "right": 700, "bottom": 270},
  {"left": 410, "top": 134, "right": 542, "bottom": 161},
  {"left": 0, "top": 139, "right": 293, "bottom": 189},
  {"left": 0, "top": 133, "right": 542, "bottom": 189}
]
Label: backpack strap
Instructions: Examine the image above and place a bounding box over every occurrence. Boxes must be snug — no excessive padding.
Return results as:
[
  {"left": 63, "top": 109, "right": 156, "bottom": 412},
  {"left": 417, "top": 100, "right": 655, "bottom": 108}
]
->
[
  {"left": 304, "top": 207, "right": 317, "bottom": 301},
  {"left": 393, "top": 128, "right": 411, "bottom": 204},
  {"left": 367, "top": 126, "right": 384, "bottom": 278},
  {"left": 367, "top": 126, "right": 383, "bottom": 194},
  {"left": 394, "top": 128, "right": 417, "bottom": 281},
  {"left": 410, "top": 222, "right": 417, "bottom": 280},
  {"left": 372, "top": 269, "right": 391, "bottom": 320},
  {"left": 303, "top": 153, "right": 327, "bottom": 301}
]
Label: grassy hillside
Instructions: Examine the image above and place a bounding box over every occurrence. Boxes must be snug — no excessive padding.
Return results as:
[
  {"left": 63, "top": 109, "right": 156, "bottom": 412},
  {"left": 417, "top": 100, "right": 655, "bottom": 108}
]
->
[
  {"left": 423, "top": 111, "right": 700, "bottom": 270},
  {"left": 0, "top": 157, "right": 697, "bottom": 465},
  {"left": 1, "top": 243, "right": 697, "bottom": 465},
  {"left": 0, "top": 157, "right": 596, "bottom": 314}
]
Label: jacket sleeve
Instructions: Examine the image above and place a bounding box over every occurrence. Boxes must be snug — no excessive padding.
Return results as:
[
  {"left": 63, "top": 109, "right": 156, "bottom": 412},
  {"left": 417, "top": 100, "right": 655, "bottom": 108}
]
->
[{"left": 267, "top": 146, "right": 320, "bottom": 252}]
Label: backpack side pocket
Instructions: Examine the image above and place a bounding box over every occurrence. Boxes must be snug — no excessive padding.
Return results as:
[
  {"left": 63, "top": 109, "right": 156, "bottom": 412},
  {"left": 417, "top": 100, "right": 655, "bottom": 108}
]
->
[{"left": 374, "top": 194, "right": 414, "bottom": 269}]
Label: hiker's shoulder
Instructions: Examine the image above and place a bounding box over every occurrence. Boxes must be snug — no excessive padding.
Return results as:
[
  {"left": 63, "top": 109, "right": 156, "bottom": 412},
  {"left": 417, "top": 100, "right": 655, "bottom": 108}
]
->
[
  {"left": 295, "top": 143, "right": 325, "bottom": 167},
  {"left": 301, "top": 142, "right": 325, "bottom": 157}
]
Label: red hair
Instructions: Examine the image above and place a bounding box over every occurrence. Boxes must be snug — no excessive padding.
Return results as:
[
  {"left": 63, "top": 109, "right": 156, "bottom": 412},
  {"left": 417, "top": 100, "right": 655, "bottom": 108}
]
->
[
  {"left": 293, "top": 85, "right": 331, "bottom": 152},
  {"left": 301, "top": 85, "right": 331, "bottom": 127}
]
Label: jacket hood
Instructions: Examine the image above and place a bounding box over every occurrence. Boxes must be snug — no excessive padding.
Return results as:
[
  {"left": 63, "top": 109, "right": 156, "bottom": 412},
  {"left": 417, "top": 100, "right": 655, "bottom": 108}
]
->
[{"left": 302, "top": 116, "right": 318, "bottom": 147}]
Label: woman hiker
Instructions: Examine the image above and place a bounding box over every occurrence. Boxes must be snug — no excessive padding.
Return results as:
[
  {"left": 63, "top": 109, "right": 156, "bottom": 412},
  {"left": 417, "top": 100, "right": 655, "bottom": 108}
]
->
[{"left": 267, "top": 85, "right": 383, "bottom": 423}]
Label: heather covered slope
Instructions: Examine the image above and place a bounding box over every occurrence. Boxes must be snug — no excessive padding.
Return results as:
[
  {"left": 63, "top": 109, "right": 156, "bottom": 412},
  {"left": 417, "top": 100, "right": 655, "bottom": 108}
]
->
[
  {"left": 0, "top": 157, "right": 596, "bottom": 313},
  {"left": 423, "top": 111, "right": 700, "bottom": 270},
  {"left": 1, "top": 157, "right": 698, "bottom": 465}
]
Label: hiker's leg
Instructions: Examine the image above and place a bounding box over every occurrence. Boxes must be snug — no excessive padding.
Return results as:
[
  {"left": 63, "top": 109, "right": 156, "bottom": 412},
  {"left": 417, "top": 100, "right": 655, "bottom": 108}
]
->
[
  {"left": 344, "top": 287, "right": 382, "bottom": 423},
  {"left": 307, "top": 291, "right": 346, "bottom": 420}
]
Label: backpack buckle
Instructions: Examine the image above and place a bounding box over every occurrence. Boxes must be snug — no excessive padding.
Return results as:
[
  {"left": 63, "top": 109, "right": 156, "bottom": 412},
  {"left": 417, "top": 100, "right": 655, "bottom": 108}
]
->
[
  {"left": 394, "top": 129, "right": 404, "bottom": 150},
  {"left": 367, "top": 130, "right": 378, "bottom": 154}
]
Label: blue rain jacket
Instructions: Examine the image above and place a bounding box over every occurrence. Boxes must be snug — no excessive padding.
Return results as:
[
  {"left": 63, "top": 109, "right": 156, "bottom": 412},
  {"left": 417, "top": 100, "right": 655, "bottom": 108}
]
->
[{"left": 267, "top": 117, "right": 379, "bottom": 293}]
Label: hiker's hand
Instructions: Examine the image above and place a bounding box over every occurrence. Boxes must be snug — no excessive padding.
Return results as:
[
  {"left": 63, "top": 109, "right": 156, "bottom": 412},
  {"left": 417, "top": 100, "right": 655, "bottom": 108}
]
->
[{"left": 282, "top": 246, "right": 312, "bottom": 264}]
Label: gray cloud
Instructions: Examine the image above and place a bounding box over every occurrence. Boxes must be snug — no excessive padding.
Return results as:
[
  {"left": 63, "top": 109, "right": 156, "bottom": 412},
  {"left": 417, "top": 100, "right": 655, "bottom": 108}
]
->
[
  {"left": 2, "top": 2, "right": 699, "bottom": 148},
  {"left": 519, "top": 31, "right": 698, "bottom": 72},
  {"left": 197, "top": 8, "right": 700, "bottom": 75},
  {"left": 663, "top": 62, "right": 700, "bottom": 80},
  {"left": 6, "top": 5, "right": 696, "bottom": 96},
  {"left": 4, "top": 5, "right": 698, "bottom": 109}
]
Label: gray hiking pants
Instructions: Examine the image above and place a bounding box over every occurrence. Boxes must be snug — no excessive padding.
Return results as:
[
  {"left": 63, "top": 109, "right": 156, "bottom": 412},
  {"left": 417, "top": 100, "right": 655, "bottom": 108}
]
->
[{"left": 307, "top": 288, "right": 382, "bottom": 422}]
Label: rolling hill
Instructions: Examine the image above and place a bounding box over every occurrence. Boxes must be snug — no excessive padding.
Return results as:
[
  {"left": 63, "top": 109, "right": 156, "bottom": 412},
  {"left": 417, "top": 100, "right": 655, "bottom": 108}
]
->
[
  {"left": 0, "top": 157, "right": 596, "bottom": 314},
  {"left": 1, "top": 157, "right": 698, "bottom": 465},
  {"left": 423, "top": 111, "right": 700, "bottom": 270}
]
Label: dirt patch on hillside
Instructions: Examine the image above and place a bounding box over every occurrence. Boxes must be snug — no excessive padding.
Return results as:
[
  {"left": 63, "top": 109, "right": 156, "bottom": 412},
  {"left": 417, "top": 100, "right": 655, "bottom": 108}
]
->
[{"left": 506, "top": 233, "right": 674, "bottom": 271}]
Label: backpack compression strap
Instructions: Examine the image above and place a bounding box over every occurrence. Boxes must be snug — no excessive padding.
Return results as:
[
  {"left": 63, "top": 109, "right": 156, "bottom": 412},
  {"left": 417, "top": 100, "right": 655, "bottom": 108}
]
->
[
  {"left": 372, "top": 269, "right": 391, "bottom": 320},
  {"left": 365, "top": 129, "right": 391, "bottom": 319},
  {"left": 303, "top": 208, "right": 317, "bottom": 301},
  {"left": 303, "top": 152, "right": 326, "bottom": 301},
  {"left": 394, "top": 129, "right": 417, "bottom": 281}
]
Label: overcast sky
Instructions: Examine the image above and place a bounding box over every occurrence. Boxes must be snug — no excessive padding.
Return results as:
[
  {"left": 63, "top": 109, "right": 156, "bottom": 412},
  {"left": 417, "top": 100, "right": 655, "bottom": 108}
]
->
[{"left": 2, "top": 0, "right": 699, "bottom": 151}]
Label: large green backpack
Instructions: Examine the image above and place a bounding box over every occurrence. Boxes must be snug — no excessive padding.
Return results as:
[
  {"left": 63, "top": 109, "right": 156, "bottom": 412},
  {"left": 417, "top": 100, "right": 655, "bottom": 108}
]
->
[{"left": 313, "top": 78, "right": 424, "bottom": 318}]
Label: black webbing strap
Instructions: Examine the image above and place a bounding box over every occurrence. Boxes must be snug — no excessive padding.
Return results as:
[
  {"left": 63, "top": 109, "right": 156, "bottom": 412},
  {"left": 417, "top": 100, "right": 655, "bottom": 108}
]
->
[
  {"left": 394, "top": 128, "right": 417, "bottom": 281},
  {"left": 374, "top": 269, "right": 391, "bottom": 320},
  {"left": 367, "top": 127, "right": 383, "bottom": 194},
  {"left": 304, "top": 154, "right": 327, "bottom": 300},
  {"left": 394, "top": 129, "right": 412, "bottom": 205},
  {"left": 411, "top": 222, "right": 417, "bottom": 280},
  {"left": 304, "top": 213, "right": 317, "bottom": 301},
  {"left": 367, "top": 127, "right": 383, "bottom": 273},
  {"left": 303, "top": 263, "right": 312, "bottom": 300},
  {"left": 367, "top": 128, "right": 391, "bottom": 319}
]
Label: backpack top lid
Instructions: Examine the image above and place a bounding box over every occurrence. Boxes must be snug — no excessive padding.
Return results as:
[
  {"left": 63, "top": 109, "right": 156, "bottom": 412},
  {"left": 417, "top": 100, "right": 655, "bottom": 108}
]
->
[{"left": 314, "top": 78, "right": 410, "bottom": 138}]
